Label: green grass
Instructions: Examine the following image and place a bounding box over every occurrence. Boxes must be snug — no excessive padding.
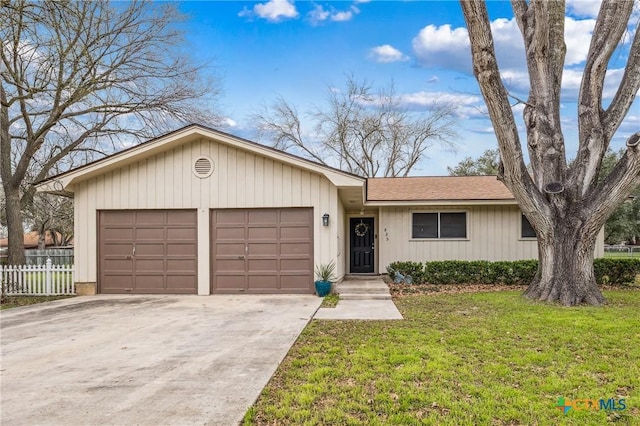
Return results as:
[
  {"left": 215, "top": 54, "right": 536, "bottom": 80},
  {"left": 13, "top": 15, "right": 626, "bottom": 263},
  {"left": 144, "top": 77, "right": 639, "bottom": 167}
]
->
[
  {"left": 320, "top": 293, "right": 340, "bottom": 308},
  {"left": 244, "top": 291, "right": 640, "bottom": 425},
  {"left": 604, "top": 251, "right": 640, "bottom": 259},
  {"left": 10, "top": 270, "right": 73, "bottom": 283},
  {"left": 0, "top": 295, "right": 75, "bottom": 310}
]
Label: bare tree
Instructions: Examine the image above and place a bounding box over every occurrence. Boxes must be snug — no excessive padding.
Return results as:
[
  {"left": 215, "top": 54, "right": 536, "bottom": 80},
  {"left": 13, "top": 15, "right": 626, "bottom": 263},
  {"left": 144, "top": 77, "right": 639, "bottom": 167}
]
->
[
  {"left": 461, "top": 0, "right": 640, "bottom": 305},
  {"left": 1, "top": 0, "right": 221, "bottom": 265},
  {"left": 25, "top": 192, "right": 73, "bottom": 248},
  {"left": 254, "top": 76, "right": 457, "bottom": 177}
]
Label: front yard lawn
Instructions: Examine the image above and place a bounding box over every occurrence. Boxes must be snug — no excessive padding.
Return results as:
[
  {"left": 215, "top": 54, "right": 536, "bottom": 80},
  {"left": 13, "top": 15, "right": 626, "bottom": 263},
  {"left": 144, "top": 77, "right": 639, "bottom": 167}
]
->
[
  {"left": 320, "top": 293, "right": 340, "bottom": 308},
  {"left": 244, "top": 291, "right": 640, "bottom": 425}
]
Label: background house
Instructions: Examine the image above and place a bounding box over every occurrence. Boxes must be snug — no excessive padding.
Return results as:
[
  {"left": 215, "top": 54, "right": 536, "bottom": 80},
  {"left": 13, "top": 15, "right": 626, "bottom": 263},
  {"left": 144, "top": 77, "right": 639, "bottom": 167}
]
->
[{"left": 0, "top": 231, "right": 74, "bottom": 265}]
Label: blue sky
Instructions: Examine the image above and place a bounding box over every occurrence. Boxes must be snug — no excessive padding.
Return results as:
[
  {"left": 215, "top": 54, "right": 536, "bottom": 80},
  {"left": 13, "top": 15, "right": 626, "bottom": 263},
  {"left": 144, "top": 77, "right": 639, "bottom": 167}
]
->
[{"left": 178, "top": 0, "right": 639, "bottom": 175}]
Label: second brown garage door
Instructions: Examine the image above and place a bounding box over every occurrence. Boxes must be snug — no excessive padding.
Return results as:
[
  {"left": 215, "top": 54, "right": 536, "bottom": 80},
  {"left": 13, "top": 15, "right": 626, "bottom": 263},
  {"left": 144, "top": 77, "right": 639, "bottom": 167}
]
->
[{"left": 211, "top": 208, "right": 313, "bottom": 294}]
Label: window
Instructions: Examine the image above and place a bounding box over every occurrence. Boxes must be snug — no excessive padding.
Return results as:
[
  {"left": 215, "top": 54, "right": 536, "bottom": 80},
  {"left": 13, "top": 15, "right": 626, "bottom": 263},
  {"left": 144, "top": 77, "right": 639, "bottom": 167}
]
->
[
  {"left": 412, "top": 212, "right": 467, "bottom": 239},
  {"left": 412, "top": 213, "right": 438, "bottom": 238},
  {"left": 521, "top": 214, "right": 537, "bottom": 238}
]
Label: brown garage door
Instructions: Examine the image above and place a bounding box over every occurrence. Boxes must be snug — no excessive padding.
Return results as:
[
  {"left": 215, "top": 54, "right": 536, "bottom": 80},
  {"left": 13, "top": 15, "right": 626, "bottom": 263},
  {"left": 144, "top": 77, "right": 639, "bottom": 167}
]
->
[
  {"left": 98, "top": 210, "right": 197, "bottom": 294},
  {"left": 211, "top": 208, "right": 313, "bottom": 294}
]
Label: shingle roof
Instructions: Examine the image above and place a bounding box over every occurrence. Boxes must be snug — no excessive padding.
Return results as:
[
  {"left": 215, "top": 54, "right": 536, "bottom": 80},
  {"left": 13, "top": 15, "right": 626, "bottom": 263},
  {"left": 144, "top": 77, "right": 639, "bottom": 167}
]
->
[{"left": 366, "top": 176, "right": 515, "bottom": 202}]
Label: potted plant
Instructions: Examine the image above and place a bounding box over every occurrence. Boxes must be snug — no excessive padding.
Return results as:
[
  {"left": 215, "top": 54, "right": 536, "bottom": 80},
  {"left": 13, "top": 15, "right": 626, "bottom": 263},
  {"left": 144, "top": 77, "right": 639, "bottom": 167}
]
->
[{"left": 314, "top": 261, "right": 336, "bottom": 297}]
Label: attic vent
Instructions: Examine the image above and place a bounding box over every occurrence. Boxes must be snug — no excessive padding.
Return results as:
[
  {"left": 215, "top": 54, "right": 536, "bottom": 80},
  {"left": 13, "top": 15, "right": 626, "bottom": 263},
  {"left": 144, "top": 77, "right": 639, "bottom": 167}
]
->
[{"left": 193, "top": 156, "right": 214, "bottom": 178}]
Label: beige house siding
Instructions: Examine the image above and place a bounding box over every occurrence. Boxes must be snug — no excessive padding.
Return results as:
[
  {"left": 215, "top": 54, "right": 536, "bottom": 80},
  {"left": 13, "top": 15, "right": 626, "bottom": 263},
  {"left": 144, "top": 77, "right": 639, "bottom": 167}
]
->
[
  {"left": 378, "top": 205, "right": 605, "bottom": 270},
  {"left": 336, "top": 198, "right": 346, "bottom": 279},
  {"left": 73, "top": 137, "right": 342, "bottom": 293}
]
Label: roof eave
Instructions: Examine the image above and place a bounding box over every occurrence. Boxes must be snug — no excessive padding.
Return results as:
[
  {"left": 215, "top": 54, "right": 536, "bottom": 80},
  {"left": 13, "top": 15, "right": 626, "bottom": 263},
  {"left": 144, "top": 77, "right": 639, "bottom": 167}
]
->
[
  {"left": 35, "top": 179, "right": 75, "bottom": 196},
  {"left": 365, "top": 199, "right": 518, "bottom": 206}
]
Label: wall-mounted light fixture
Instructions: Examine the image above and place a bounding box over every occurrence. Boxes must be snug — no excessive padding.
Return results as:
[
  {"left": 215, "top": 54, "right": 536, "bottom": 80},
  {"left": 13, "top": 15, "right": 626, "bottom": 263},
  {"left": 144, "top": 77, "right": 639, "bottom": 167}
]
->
[{"left": 322, "top": 213, "right": 330, "bottom": 227}]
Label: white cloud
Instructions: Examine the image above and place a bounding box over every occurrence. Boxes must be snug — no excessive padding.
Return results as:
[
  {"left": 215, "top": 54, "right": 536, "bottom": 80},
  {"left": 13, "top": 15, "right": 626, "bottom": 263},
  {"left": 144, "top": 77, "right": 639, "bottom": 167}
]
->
[
  {"left": 559, "top": 67, "right": 628, "bottom": 101},
  {"left": 499, "top": 69, "right": 530, "bottom": 93},
  {"left": 307, "top": 5, "right": 330, "bottom": 24},
  {"left": 566, "top": 0, "right": 602, "bottom": 18},
  {"left": 384, "top": 90, "right": 532, "bottom": 122},
  {"left": 368, "top": 44, "right": 409, "bottom": 63},
  {"left": 395, "top": 91, "right": 487, "bottom": 119},
  {"left": 239, "top": 0, "right": 298, "bottom": 22},
  {"left": 469, "top": 126, "right": 496, "bottom": 135},
  {"left": 331, "top": 10, "right": 353, "bottom": 22},
  {"left": 307, "top": 4, "right": 358, "bottom": 24},
  {"left": 560, "top": 69, "right": 584, "bottom": 93},
  {"left": 602, "top": 69, "right": 632, "bottom": 99},
  {"left": 426, "top": 76, "right": 439, "bottom": 84},
  {"left": 351, "top": 89, "right": 484, "bottom": 119},
  {"left": 511, "top": 103, "right": 526, "bottom": 114},
  {"left": 412, "top": 16, "right": 594, "bottom": 74},
  {"left": 487, "top": 18, "right": 526, "bottom": 69},
  {"left": 412, "top": 18, "right": 526, "bottom": 73},
  {"left": 398, "top": 91, "right": 480, "bottom": 108},
  {"left": 617, "top": 114, "right": 640, "bottom": 140},
  {"left": 412, "top": 24, "right": 472, "bottom": 73},
  {"left": 564, "top": 17, "right": 596, "bottom": 65},
  {"left": 238, "top": 7, "right": 252, "bottom": 19},
  {"left": 222, "top": 117, "right": 238, "bottom": 128},
  {"left": 410, "top": 14, "right": 611, "bottom": 107}
]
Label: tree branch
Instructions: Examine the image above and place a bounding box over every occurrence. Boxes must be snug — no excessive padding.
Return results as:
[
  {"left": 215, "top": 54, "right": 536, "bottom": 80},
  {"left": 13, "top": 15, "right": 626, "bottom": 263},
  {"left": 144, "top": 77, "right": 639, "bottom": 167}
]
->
[
  {"left": 569, "top": 0, "right": 635, "bottom": 197},
  {"left": 461, "top": 0, "right": 547, "bottom": 224},
  {"left": 603, "top": 19, "right": 640, "bottom": 141}
]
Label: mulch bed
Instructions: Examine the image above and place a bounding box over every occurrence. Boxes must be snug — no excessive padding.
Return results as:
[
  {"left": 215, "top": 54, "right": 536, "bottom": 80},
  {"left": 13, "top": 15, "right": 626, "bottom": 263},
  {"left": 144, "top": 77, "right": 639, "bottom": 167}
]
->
[
  {"left": 386, "top": 281, "right": 639, "bottom": 297},
  {"left": 388, "top": 282, "right": 528, "bottom": 297}
]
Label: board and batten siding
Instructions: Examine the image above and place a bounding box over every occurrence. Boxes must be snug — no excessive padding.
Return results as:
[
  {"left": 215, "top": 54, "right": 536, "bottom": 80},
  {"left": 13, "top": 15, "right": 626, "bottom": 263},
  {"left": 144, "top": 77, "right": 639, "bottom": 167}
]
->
[
  {"left": 378, "top": 205, "right": 605, "bottom": 269},
  {"left": 73, "top": 137, "right": 341, "bottom": 293},
  {"left": 336, "top": 197, "right": 346, "bottom": 279}
]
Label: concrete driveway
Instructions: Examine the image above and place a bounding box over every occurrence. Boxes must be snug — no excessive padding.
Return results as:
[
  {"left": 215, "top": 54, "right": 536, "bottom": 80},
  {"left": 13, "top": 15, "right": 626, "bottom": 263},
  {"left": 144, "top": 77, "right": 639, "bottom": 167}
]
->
[{"left": 0, "top": 295, "right": 321, "bottom": 426}]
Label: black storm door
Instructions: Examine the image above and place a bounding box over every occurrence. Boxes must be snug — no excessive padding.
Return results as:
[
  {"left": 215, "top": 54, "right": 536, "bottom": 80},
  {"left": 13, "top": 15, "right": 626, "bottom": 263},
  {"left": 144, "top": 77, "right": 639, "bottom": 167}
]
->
[{"left": 350, "top": 217, "right": 375, "bottom": 273}]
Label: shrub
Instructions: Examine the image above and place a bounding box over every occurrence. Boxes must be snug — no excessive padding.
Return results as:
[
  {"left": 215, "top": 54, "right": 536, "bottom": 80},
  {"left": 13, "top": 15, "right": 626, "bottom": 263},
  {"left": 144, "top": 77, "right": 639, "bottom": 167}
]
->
[
  {"left": 422, "top": 260, "right": 477, "bottom": 284},
  {"left": 386, "top": 258, "right": 638, "bottom": 286},
  {"left": 594, "top": 258, "right": 640, "bottom": 286},
  {"left": 485, "top": 260, "right": 538, "bottom": 285},
  {"left": 419, "top": 260, "right": 537, "bottom": 285}
]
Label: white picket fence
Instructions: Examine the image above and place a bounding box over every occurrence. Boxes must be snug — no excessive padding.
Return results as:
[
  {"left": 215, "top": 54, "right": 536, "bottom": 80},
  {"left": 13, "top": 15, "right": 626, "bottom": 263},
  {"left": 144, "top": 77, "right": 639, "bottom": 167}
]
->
[{"left": 1, "top": 259, "right": 75, "bottom": 295}]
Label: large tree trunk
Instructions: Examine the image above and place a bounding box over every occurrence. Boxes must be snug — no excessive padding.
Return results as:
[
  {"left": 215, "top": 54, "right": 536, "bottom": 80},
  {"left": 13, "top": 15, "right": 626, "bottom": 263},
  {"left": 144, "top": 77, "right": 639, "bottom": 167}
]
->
[
  {"left": 525, "top": 220, "right": 604, "bottom": 306},
  {"left": 1, "top": 84, "right": 26, "bottom": 265},
  {"left": 3, "top": 185, "right": 26, "bottom": 266}
]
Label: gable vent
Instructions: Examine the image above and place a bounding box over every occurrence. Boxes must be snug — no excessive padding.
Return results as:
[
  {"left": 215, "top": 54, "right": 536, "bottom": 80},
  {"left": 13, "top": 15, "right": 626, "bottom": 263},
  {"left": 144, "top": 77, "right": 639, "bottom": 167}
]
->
[{"left": 193, "top": 156, "right": 214, "bottom": 178}]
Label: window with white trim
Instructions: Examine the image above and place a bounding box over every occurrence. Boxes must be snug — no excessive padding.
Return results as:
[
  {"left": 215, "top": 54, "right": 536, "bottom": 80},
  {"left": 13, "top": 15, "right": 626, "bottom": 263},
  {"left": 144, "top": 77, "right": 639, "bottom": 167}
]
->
[
  {"left": 521, "top": 214, "right": 537, "bottom": 238},
  {"left": 412, "top": 212, "right": 467, "bottom": 239}
]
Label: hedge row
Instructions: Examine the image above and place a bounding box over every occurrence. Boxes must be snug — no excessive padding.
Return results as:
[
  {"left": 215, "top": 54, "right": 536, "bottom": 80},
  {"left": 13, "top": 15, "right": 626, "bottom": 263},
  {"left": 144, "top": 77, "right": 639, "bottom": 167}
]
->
[
  {"left": 387, "top": 258, "right": 640, "bottom": 286},
  {"left": 593, "top": 258, "right": 640, "bottom": 285}
]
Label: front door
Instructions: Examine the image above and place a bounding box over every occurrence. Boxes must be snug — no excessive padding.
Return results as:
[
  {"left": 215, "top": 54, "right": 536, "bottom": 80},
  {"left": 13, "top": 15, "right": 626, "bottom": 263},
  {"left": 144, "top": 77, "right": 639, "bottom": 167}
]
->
[{"left": 350, "top": 217, "right": 375, "bottom": 273}]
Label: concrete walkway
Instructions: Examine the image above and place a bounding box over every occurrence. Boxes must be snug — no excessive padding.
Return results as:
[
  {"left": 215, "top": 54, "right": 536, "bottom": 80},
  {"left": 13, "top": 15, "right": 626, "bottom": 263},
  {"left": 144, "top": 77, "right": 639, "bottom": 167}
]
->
[{"left": 314, "top": 277, "right": 403, "bottom": 320}]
